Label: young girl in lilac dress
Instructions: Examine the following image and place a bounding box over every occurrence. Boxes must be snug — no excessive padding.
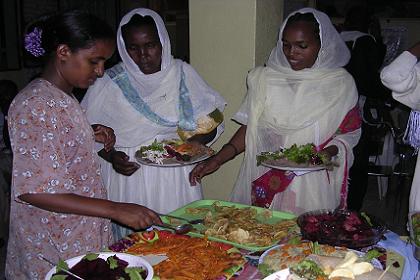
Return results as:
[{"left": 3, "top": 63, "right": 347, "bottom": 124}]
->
[{"left": 6, "top": 10, "right": 161, "bottom": 279}]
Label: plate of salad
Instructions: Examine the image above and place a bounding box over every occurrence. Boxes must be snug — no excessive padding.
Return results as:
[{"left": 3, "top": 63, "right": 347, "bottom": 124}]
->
[
  {"left": 45, "top": 252, "right": 153, "bottom": 280},
  {"left": 258, "top": 241, "right": 385, "bottom": 280},
  {"left": 135, "top": 139, "right": 214, "bottom": 167},
  {"left": 257, "top": 143, "right": 333, "bottom": 172},
  {"left": 262, "top": 254, "right": 397, "bottom": 280}
]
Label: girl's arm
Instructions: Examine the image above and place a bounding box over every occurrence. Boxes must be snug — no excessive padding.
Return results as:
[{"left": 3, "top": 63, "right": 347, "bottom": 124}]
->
[
  {"left": 19, "top": 193, "right": 161, "bottom": 230},
  {"left": 380, "top": 43, "right": 420, "bottom": 110}
]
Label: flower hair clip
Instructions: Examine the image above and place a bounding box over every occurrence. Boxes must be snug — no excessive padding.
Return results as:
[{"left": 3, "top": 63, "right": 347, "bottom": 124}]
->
[{"left": 24, "top": 27, "right": 45, "bottom": 57}]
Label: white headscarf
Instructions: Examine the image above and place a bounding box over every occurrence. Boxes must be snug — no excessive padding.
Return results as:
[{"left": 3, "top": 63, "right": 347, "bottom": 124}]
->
[
  {"left": 267, "top": 7, "right": 350, "bottom": 71},
  {"left": 82, "top": 8, "right": 225, "bottom": 148},
  {"left": 260, "top": 8, "right": 354, "bottom": 132},
  {"left": 117, "top": 8, "right": 174, "bottom": 96}
]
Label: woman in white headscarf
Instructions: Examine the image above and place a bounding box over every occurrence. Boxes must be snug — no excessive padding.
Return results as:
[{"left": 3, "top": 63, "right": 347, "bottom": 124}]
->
[
  {"left": 190, "top": 8, "right": 361, "bottom": 214},
  {"left": 82, "top": 8, "right": 226, "bottom": 239}
]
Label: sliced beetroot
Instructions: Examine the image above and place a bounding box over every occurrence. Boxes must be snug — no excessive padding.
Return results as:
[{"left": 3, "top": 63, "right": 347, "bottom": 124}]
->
[
  {"left": 52, "top": 255, "right": 147, "bottom": 280},
  {"left": 298, "top": 210, "right": 385, "bottom": 249}
]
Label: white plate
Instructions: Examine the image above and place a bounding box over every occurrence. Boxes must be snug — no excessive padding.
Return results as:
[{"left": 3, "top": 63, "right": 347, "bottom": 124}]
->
[
  {"left": 135, "top": 153, "right": 211, "bottom": 167},
  {"left": 259, "top": 244, "right": 383, "bottom": 270},
  {"left": 263, "top": 268, "right": 290, "bottom": 280},
  {"left": 44, "top": 252, "right": 153, "bottom": 280},
  {"left": 261, "top": 161, "right": 326, "bottom": 171}
]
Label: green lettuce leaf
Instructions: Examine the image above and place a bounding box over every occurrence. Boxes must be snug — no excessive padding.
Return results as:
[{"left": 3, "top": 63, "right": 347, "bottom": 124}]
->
[
  {"left": 124, "top": 267, "right": 145, "bottom": 280},
  {"left": 107, "top": 256, "right": 118, "bottom": 270},
  {"left": 83, "top": 253, "right": 99, "bottom": 261},
  {"left": 363, "top": 249, "right": 383, "bottom": 261}
]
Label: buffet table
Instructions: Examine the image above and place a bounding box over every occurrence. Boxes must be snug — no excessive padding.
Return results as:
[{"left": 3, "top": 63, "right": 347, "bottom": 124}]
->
[
  {"left": 107, "top": 200, "right": 419, "bottom": 280},
  {"left": 109, "top": 229, "right": 418, "bottom": 280}
]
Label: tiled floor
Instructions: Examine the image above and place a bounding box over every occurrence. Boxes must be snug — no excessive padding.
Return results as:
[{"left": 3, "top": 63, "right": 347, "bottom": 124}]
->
[{"left": 0, "top": 176, "right": 412, "bottom": 278}]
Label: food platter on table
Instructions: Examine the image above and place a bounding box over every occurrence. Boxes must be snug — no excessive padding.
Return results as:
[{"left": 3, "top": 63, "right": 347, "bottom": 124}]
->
[
  {"left": 134, "top": 139, "right": 214, "bottom": 167},
  {"left": 257, "top": 208, "right": 402, "bottom": 280},
  {"left": 297, "top": 209, "right": 387, "bottom": 249},
  {"left": 108, "top": 229, "right": 246, "bottom": 280},
  {"left": 257, "top": 241, "right": 400, "bottom": 280},
  {"left": 162, "top": 199, "right": 299, "bottom": 251},
  {"left": 258, "top": 242, "right": 382, "bottom": 273},
  {"left": 257, "top": 143, "right": 334, "bottom": 172},
  {"left": 45, "top": 252, "right": 153, "bottom": 280}
]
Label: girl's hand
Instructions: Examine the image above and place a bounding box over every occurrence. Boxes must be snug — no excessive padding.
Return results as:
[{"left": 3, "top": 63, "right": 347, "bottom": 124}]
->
[
  {"left": 189, "top": 157, "right": 222, "bottom": 186},
  {"left": 112, "top": 203, "right": 162, "bottom": 230},
  {"left": 319, "top": 145, "right": 338, "bottom": 162},
  {"left": 110, "top": 151, "right": 140, "bottom": 176},
  {"left": 92, "top": 124, "right": 116, "bottom": 152}
]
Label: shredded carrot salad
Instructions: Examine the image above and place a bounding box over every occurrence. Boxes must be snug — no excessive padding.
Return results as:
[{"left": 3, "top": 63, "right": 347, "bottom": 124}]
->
[{"left": 125, "top": 231, "right": 245, "bottom": 280}]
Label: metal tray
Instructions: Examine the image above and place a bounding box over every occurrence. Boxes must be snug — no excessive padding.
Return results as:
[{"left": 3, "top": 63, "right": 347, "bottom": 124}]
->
[{"left": 164, "top": 199, "right": 296, "bottom": 251}]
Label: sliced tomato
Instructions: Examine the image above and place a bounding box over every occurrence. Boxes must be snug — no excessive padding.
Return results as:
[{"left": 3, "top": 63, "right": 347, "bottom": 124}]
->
[{"left": 140, "top": 230, "right": 158, "bottom": 242}]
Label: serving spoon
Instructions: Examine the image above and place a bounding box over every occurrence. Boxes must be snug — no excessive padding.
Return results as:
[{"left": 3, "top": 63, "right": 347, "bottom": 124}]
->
[{"left": 159, "top": 222, "right": 193, "bottom": 235}]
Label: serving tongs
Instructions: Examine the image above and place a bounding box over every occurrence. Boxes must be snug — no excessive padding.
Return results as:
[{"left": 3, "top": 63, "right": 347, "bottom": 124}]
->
[
  {"left": 41, "top": 256, "right": 85, "bottom": 280},
  {"left": 158, "top": 213, "right": 204, "bottom": 225}
]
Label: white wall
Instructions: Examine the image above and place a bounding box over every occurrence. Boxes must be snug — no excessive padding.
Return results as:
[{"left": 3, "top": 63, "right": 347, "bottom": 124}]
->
[{"left": 189, "top": 0, "right": 283, "bottom": 200}]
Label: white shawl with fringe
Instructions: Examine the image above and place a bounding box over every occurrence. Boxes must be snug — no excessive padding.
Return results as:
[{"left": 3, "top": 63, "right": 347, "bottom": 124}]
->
[{"left": 231, "top": 8, "right": 360, "bottom": 213}]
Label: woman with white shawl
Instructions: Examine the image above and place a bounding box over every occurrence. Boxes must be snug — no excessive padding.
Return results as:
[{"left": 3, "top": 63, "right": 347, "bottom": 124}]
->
[
  {"left": 190, "top": 8, "right": 361, "bottom": 214},
  {"left": 82, "top": 8, "right": 225, "bottom": 239},
  {"left": 380, "top": 41, "right": 420, "bottom": 213}
]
